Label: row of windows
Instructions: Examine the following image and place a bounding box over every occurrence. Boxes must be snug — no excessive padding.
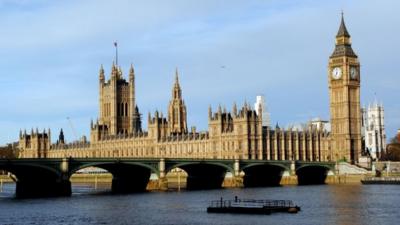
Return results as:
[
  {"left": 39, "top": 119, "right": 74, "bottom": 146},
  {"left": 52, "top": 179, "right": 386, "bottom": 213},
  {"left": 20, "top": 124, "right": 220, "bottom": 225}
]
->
[
  {"left": 117, "top": 102, "right": 129, "bottom": 117},
  {"left": 103, "top": 102, "right": 129, "bottom": 117}
]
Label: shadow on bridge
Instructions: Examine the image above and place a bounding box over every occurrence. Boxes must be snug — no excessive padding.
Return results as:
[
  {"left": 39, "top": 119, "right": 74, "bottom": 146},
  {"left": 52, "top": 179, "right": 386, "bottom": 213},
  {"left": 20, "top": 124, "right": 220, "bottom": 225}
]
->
[
  {"left": 296, "top": 165, "right": 330, "bottom": 185},
  {"left": 166, "top": 162, "right": 230, "bottom": 190},
  {"left": 0, "top": 165, "right": 69, "bottom": 198},
  {"left": 242, "top": 164, "right": 286, "bottom": 187},
  {"left": 70, "top": 162, "right": 155, "bottom": 194}
]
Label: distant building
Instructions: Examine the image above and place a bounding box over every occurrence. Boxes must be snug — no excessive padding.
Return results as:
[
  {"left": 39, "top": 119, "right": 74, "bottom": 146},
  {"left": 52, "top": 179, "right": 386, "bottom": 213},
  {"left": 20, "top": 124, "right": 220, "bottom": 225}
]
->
[
  {"left": 254, "top": 95, "right": 271, "bottom": 127},
  {"left": 309, "top": 118, "right": 330, "bottom": 132},
  {"left": 361, "top": 101, "right": 386, "bottom": 159}
]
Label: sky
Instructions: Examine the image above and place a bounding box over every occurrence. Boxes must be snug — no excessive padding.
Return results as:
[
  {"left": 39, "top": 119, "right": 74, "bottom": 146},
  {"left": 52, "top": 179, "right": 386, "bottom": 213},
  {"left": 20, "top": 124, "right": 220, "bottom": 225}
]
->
[{"left": 0, "top": 0, "right": 399, "bottom": 145}]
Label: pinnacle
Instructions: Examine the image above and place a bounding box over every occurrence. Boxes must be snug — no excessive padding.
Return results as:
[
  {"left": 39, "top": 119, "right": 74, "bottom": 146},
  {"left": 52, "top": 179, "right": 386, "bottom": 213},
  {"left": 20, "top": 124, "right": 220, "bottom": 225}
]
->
[
  {"left": 99, "top": 64, "right": 105, "bottom": 75},
  {"left": 175, "top": 67, "right": 179, "bottom": 84},
  {"left": 130, "top": 64, "right": 134, "bottom": 74}
]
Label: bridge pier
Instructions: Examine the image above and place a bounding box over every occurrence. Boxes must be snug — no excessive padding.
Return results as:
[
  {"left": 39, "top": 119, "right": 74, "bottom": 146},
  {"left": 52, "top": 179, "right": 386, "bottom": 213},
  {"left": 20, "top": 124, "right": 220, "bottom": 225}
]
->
[
  {"left": 158, "top": 159, "right": 168, "bottom": 190},
  {"left": 223, "top": 159, "right": 244, "bottom": 188},
  {"left": 280, "top": 161, "right": 298, "bottom": 185},
  {"left": 232, "top": 159, "right": 243, "bottom": 187},
  {"left": 108, "top": 164, "right": 152, "bottom": 194}
]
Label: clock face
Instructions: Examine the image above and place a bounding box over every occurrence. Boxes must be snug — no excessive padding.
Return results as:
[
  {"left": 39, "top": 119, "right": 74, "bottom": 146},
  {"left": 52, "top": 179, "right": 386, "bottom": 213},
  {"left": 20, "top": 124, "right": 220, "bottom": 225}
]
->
[
  {"left": 331, "top": 67, "right": 342, "bottom": 79},
  {"left": 350, "top": 67, "right": 358, "bottom": 79}
]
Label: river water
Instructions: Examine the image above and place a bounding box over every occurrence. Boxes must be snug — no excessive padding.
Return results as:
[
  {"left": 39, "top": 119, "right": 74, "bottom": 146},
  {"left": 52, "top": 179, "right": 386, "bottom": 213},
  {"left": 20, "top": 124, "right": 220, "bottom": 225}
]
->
[{"left": 0, "top": 183, "right": 399, "bottom": 225}]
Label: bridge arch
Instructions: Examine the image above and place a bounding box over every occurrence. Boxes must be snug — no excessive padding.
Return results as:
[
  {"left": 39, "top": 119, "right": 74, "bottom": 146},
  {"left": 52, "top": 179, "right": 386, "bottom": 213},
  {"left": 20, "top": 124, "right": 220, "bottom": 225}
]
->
[
  {"left": 0, "top": 163, "right": 68, "bottom": 198},
  {"left": 241, "top": 162, "right": 289, "bottom": 187},
  {"left": 296, "top": 165, "right": 331, "bottom": 185},
  {"left": 166, "top": 161, "right": 234, "bottom": 174},
  {"left": 70, "top": 161, "right": 158, "bottom": 175},
  {"left": 69, "top": 161, "right": 157, "bottom": 193},
  {"left": 165, "top": 162, "right": 233, "bottom": 190}
]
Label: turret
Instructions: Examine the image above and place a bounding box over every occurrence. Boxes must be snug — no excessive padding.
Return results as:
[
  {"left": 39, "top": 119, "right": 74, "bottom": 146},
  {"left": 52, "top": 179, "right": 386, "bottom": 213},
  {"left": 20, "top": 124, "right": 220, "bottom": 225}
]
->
[
  {"left": 148, "top": 112, "right": 152, "bottom": 124},
  {"left": 129, "top": 64, "right": 141, "bottom": 134},
  {"left": 232, "top": 102, "right": 237, "bottom": 117},
  {"left": 129, "top": 64, "right": 135, "bottom": 81},
  {"left": 48, "top": 128, "right": 51, "bottom": 144},
  {"left": 118, "top": 66, "right": 123, "bottom": 79},
  {"left": 132, "top": 105, "right": 142, "bottom": 133},
  {"left": 58, "top": 129, "right": 65, "bottom": 144},
  {"left": 99, "top": 64, "right": 105, "bottom": 83},
  {"left": 111, "top": 62, "right": 118, "bottom": 79}
]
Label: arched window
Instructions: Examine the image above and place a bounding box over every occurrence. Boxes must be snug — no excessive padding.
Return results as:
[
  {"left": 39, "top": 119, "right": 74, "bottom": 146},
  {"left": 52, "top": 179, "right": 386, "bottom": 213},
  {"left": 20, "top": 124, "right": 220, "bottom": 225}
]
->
[{"left": 125, "top": 103, "right": 128, "bottom": 116}]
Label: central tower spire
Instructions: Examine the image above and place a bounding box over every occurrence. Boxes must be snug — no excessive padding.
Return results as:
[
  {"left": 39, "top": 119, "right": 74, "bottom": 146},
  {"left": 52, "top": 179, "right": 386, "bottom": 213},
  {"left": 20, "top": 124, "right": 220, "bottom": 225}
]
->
[
  {"left": 168, "top": 68, "right": 187, "bottom": 135},
  {"left": 336, "top": 12, "right": 350, "bottom": 38},
  {"left": 173, "top": 68, "right": 182, "bottom": 99}
]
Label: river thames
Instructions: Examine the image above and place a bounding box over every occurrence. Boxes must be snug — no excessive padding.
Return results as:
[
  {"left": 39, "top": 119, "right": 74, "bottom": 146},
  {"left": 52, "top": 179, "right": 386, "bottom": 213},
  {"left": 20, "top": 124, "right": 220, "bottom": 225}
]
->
[{"left": 0, "top": 184, "right": 399, "bottom": 225}]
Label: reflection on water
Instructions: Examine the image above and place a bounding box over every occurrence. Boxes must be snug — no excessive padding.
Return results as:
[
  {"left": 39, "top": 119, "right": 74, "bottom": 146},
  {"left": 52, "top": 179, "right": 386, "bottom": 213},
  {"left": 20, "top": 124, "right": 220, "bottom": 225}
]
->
[
  {"left": 327, "top": 185, "right": 364, "bottom": 225},
  {"left": 0, "top": 183, "right": 399, "bottom": 225}
]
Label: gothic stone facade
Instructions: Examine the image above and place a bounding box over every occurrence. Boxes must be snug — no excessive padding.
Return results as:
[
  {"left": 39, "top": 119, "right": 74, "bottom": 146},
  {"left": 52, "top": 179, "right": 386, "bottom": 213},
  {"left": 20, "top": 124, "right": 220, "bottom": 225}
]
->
[
  {"left": 18, "top": 16, "right": 360, "bottom": 163},
  {"left": 362, "top": 102, "right": 386, "bottom": 159}
]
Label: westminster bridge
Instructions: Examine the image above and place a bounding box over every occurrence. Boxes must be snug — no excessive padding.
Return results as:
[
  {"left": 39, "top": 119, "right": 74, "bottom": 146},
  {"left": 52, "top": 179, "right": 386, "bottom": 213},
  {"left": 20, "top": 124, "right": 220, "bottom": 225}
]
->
[{"left": 0, "top": 158, "right": 335, "bottom": 198}]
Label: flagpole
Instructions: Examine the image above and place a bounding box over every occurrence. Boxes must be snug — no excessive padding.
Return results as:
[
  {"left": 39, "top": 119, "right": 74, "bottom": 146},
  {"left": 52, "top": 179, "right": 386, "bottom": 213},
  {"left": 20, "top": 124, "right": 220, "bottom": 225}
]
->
[{"left": 114, "top": 41, "right": 118, "bottom": 65}]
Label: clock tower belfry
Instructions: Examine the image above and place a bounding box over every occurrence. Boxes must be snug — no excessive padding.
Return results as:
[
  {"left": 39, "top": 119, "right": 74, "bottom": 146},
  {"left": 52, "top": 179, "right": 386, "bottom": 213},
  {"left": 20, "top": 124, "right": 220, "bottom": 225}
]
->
[{"left": 328, "top": 14, "right": 362, "bottom": 163}]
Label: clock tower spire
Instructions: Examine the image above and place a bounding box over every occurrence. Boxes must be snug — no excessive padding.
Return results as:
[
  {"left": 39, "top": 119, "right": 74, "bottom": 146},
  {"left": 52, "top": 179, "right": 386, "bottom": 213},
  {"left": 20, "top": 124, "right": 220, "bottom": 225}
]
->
[{"left": 328, "top": 13, "right": 362, "bottom": 164}]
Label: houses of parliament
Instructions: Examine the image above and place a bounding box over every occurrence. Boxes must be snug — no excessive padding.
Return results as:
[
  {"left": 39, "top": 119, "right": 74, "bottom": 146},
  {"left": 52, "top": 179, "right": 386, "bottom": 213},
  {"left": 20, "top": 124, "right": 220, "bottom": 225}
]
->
[{"left": 17, "top": 16, "right": 363, "bottom": 164}]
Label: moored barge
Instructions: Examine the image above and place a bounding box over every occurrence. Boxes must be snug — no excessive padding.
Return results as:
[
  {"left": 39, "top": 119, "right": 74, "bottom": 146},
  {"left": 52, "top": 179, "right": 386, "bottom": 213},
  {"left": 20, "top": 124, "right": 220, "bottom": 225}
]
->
[
  {"left": 207, "top": 197, "right": 300, "bottom": 215},
  {"left": 361, "top": 176, "right": 400, "bottom": 184}
]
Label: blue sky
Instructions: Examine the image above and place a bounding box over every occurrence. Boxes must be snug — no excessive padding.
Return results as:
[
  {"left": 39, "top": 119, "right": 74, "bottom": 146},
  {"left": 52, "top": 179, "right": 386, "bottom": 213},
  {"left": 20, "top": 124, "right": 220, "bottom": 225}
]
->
[{"left": 0, "top": 0, "right": 399, "bottom": 145}]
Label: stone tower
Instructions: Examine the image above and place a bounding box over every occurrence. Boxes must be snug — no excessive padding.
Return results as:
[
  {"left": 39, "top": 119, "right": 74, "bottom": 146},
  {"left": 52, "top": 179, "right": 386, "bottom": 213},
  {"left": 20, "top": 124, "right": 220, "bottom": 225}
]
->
[
  {"left": 328, "top": 14, "right": 362, "bottom": 163},
  {"left": 18, "top": 128, "right": 50, "bottom": 158},
  {"left": 167, "top": 69, "right": 188, "bottom": 135},
  {"left": 362, "top": 101, "right": 386, "bottom": 159},
  {"left": 97, "top": 63, "right": 141, "bottom": 136}
]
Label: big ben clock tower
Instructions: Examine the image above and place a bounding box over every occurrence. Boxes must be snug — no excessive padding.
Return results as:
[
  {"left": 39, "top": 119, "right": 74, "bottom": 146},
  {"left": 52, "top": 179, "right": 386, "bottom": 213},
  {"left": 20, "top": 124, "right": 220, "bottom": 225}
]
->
[{"left": 328, "top": 14, "right": 362, "bottom": 164}]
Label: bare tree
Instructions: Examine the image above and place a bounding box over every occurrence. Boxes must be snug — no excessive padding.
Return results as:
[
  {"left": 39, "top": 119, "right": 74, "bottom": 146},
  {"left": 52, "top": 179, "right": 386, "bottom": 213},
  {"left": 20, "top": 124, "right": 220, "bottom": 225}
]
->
[{"left": 381, "top": 135, "right": 400, "bottom": 161}]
